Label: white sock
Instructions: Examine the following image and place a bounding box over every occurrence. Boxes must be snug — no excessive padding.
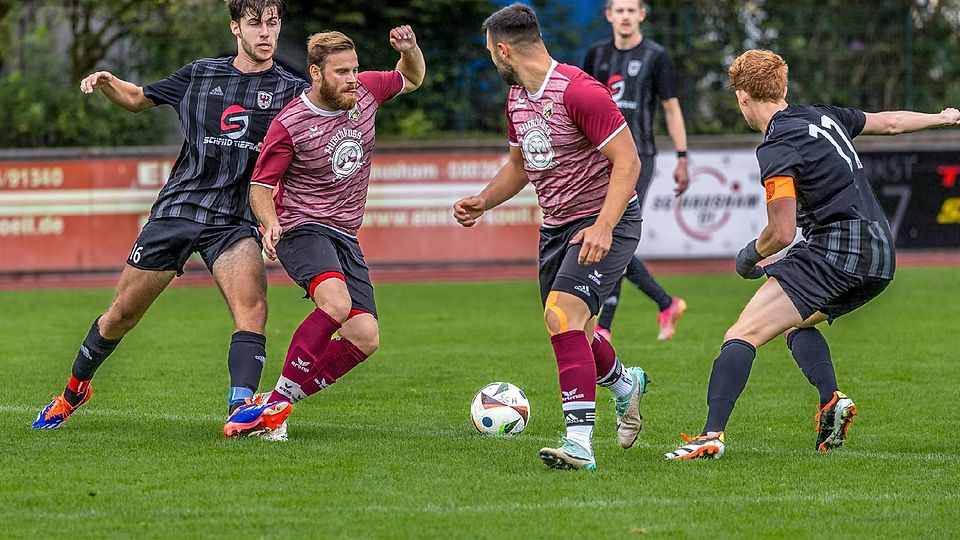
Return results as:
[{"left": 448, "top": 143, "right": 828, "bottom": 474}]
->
[
  {"left": 609, "top": 367, "right": 635, "bottom": 399},
  {"left": 566, "top": 425, "right": 593, "bottom": 450}
]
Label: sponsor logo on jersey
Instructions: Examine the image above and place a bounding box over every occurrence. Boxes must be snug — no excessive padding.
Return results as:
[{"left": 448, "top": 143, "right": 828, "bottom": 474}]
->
[
  {"left": 520, "top": 128, "right": 556, "bottom": 170},
  {"left": 325, "top": 128, "right": 365, "bottom": 179},
  {"left": 257, "top": 91, "right": 273, "bottom": 109},
  {"left": 220, "top": 104, "right": 251, "bottom": 140}
]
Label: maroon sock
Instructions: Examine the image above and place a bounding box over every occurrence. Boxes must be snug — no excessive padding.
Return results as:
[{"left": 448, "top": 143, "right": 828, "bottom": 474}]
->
[
  {"left": 299, "top": 337, "right": 369, "bottom": 398},
  {"left": 551, "top": 330, "right": 597, "bottom": 440},
  {"left": 590, "top": 331, "right": 617, "bottom": 380},
  {"left": 268, "top": 308, "right": 341, "bottom": 403}
]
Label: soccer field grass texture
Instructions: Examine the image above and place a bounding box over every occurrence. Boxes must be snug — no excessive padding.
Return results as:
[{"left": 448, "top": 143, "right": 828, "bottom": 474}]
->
[{"left": 1, "top": 267, "right": 957, "bottom": 538}]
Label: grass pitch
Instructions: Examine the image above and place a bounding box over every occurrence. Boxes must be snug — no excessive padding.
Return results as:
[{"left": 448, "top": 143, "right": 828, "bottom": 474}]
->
[{"left": 1, "top": 266, "right": 958, "bottom": 538}]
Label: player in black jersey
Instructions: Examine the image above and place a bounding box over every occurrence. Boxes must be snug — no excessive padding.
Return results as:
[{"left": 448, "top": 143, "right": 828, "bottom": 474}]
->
[
  {"left": 666, "top": 49, "right": 960, "bottom": 460},
  {"left": 33, "top": 0, "right": 307, "bottom": 436},
  {"left": 583, "top": 0, "right": 690, "bottom": 342}
]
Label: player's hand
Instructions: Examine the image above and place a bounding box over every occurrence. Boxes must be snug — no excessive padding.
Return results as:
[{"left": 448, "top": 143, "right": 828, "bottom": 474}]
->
[
  {"left": 735, "top": 239, "right": 765, "bottom": 279},
  {"left": 389, "top": 25, "right": 417, "bottom": 52},
  {"left": 674, "top": 158, "right": 690, "bottom": 196},
  {"left": 941, "top": 107, "right": 960, "bottom": 126},
  {"left": 453, "top": 195, "right": 486, "bottom": 227},
  {"left": 570, "top": 223, "right": 613, "bottom": 265},
  {"left": 79, "top": 71, "right": 114, "bottom": 94},
  {"left": 262, "top": 224, "right": 283, "bottom": 261}
]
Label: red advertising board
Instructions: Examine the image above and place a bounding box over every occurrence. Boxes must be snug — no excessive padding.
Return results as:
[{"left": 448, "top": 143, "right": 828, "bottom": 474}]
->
[{"left": 0, "top": 153, "right": 541, "bottom": 274}]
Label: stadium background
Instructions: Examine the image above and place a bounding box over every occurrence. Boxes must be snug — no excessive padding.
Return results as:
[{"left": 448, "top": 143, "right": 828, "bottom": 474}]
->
[
  {"left": 1, "top": 2, "right": 959, "bottom": 538},
  {"left": 1, "top": 0, "right": 958, "bottom": 283}
]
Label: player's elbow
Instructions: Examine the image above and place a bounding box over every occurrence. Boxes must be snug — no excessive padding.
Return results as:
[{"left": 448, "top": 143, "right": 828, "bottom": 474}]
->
[{"left": 774, "top": 227, "right": 797, "bottom": 249}]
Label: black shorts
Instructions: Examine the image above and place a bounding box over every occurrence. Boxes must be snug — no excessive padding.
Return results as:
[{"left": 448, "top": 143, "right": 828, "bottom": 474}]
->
[
  {"left": 128, "top": 217, "right": 262, "bottom": 275},
  {"left": 275, "top": 223, "right": 378, "bottom": 318},
  {"left": 538, "top": 201, "right": 643, "bottom": 315},
  {"left": 764, "top": 241, "right": 892, "bottom": 322}
]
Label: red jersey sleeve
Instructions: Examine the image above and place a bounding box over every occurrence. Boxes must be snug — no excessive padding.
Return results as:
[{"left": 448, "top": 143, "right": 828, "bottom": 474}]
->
[
  {"left": 251, "top": 119, "right": 294, "bottom": 188},
  {"left": 358, "top": 70, "right": 404, "bottom": 105},
  {"left": 564, "top": 74, "right": 627, "bottom": 149}
]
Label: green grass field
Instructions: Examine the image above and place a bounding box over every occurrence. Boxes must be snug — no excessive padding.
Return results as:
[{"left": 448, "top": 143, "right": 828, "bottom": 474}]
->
[{"left": 2, "top": 266, "right": 958, "bottom": 538}]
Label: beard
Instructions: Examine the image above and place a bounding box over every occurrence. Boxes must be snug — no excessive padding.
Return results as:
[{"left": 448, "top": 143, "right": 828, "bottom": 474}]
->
[
  {"left": 494, "top": 60, "right": 521, "bottom": 87},
  {"left": 240, "top": 37, "right": 272, "bottom": 63},
  {"left": 319, "top": 76, "right": 357, "bottom": 110}
]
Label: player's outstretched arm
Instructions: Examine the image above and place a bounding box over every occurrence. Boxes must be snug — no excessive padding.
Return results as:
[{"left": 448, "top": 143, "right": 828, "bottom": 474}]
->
[
  {"left": 453, "top": 146, "right": 528, "bottom": 227},
  {"left": 861, "top": 107, "right": 960, "bottom": 135},
  {"left": 390, "top": 25, "right": 425, "bottom": 94},
  {"left": 79, "top": 71, "right": 154, "bottom": 112}
]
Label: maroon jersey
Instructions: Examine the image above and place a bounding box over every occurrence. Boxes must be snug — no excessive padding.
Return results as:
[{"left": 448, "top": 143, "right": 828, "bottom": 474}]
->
[
  {"left": 250, "top": 70, "right": 404, "bottom": 236},
  {"left": 506, "top": 61, "right": 627, "bottom": 227}
]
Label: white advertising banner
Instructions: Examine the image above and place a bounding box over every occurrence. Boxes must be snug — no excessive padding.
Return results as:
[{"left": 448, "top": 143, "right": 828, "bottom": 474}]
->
[{"left": 639, "top": 149, "right": 767, "bottom": 258}]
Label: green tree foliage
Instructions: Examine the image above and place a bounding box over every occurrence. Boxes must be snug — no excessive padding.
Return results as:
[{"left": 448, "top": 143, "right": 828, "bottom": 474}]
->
[
  {"left": 0, "top": 0, "right": 228, "bottom": 147},
  {"left": 2, "top": 0, "right": 958, "bottom": 147}
]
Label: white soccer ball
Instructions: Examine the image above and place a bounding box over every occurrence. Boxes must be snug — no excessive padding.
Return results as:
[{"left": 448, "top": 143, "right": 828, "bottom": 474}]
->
[{"left": 471, "top": 382, "right": 530, "bottom": 436}]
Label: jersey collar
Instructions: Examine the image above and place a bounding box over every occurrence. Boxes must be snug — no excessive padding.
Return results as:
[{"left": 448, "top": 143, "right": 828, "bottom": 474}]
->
[
  {"left": 528, "top": 59, "right": 558, "bottom": 101},
  {"left": 299, "top": 92, "right": 345, "bottom": 117}
]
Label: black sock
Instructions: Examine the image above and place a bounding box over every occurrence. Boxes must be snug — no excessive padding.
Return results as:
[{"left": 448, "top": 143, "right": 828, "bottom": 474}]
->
[
  {"left": 596, "top": 276, "right": 624, "bottom": 330},
  {"left": 227, "top": 331, "right": 267, "bottom": 411},
  {"left": 624, "top": 256, "right": 672, "bottom": 312},
  {"left": 703, "top": 339, "right": 756, "bottom": 434},
  {"left": 787, "top": 328, "right": 838, "bottom": 408},
  {"left": 65, "top": 317, "right": 121, "bottom": 406}
]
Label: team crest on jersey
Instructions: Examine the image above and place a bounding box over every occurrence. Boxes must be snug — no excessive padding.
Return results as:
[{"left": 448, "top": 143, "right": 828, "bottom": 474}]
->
[
  {"left": 348, "top": 105, "right": 361, "bottom": 122},
  {"left": 627, "top": 60, "right": 642, "bottom": 76},
  {"left": 520, "top": 127, "right": 556, "bottom": 170},
  {"left": 542, "top": 99, "right": 554, "bottom": 119},
  {"left": 257, "top": 91, "right": 273, "bottom": 109}
]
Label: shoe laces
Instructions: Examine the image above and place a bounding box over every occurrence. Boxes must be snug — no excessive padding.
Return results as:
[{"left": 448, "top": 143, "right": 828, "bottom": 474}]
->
[
  {"left": 680, "top": 431, "right": 720, "bottom": 444},
  {"left": 45, "top": 394, "right": 73, "bottom": 419}
]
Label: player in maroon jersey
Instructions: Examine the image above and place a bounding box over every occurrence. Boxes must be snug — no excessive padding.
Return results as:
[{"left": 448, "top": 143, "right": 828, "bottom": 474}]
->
[
  {"left": 455, "top": 4, "right": 651, "bottom": 470},
  {"left": 230, "top": 27, "right": 424, "bottom": 440}
]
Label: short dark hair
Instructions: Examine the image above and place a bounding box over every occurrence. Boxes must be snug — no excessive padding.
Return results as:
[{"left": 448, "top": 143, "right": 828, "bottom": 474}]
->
[
  {"left": 482, "top": 3, "right": 543, "bottom": 48},
  {"left": 225, "top": 0, "right": 285, "bottom": 22}
]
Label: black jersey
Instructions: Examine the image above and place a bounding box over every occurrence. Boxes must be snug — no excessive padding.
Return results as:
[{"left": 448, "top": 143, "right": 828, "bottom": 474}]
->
[
  {"left": 143, "top": 57, "right": 308, "bottom": 225},
  {"left": 583, "top": 38, "right": 677, "bottom": 156},
  {"left": 758, "top": 104, "right": 895, "bottom": 279}
]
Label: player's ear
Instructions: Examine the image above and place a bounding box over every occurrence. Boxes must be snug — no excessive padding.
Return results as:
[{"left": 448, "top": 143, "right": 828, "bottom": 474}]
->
[
  {"left": 497, "top": 42, "right": 511, "bottom": 61},
  {"left": 309, "top": 63, "right": 322, "bottom": 82},
  {"left": 230, "top": 20, "right": 241, "bottom": 38}
]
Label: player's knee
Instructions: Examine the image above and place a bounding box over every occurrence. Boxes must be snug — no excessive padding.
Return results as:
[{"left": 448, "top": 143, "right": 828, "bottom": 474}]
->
[
  {"left": 101, "top": 302, "right": 142, "bottom": 336},
  {"left": 543, "top": 299, "right": 570, "bottom": 336},
  {"left": 351, "top": 330, "right": 379, "bottom": 357},
  {"left": 233, "top": 297, "right": 268, "bottom": 332},
  {"left": 315, "top": 298, "right": 351, "bottom": 323}
]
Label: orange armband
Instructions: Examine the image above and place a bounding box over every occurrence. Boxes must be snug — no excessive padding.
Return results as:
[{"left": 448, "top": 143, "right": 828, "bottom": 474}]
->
[{"left": 763, "top": 176, "right": 796, "bottom": 203}]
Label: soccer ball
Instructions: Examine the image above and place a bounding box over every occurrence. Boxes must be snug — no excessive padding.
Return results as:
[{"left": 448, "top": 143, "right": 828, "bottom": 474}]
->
[{"left": 470, "top": 382, "right": 530, "bottom": 436}]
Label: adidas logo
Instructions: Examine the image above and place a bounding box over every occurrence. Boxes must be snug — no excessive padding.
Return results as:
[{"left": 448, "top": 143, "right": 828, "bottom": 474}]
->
[
  {"left": 293, "top": 357, "right": 311, "bottom": 372},
  {"left": 209, "top": 86, "right": 223, "bottom": 96},
  {"left": 574, "top": 285, "right": 590, "bottom": 296}
]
